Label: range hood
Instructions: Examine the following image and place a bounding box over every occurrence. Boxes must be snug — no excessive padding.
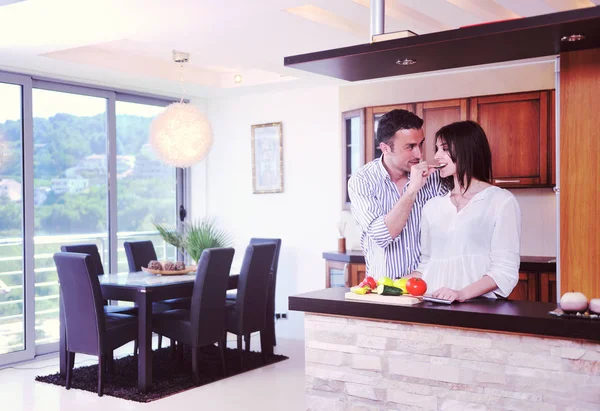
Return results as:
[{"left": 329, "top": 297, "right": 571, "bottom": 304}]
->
[{"left": 283, "top": 7, "right": 600, "bottom": 82}]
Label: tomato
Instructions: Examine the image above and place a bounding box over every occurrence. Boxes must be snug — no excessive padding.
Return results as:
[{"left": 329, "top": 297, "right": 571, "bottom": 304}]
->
[{"left": 406, "top": 278, "right": 427, "bottom": 296}]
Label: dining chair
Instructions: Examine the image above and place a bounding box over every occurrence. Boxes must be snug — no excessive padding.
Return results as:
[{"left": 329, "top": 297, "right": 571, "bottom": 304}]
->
[
  {"left": 224, "top": 243, "right": 276, "bottom": 368},
  {"left": 54, "top": 252, "right": 138, "bottom": 396},
  {"left": 123, "top": 240, "right": 188, "bottom": 349},
  {"left": 60, "top": 244, "right": 137, "bottom": 315},
  {"left": 226, "top": 238, "right": 281, "bottom": 347},
  {"left": 60, "top": 244, "right": 138, "bottom": 359},
  {"left": 152, "top": 247, "right": 235, "bottom": 384}
]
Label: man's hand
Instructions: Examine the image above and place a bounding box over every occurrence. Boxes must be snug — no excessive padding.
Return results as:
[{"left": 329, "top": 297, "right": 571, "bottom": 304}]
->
[
  {"left": 431, "top": 287, "right": 466, "bottom": 303},
  {"left": 407, "top": 161, "right": 432, "bottom": 194}
]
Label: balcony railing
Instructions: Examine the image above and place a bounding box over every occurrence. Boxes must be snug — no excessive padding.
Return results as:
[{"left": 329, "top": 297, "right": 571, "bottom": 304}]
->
[{"left": 0, "top": 231, "right": 176, "bottom": 355}]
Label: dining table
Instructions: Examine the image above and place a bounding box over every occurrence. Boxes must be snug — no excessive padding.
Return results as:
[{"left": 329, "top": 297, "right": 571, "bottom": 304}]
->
[{"left": 58, "top": 269, "right": 274, "bottom": 393}]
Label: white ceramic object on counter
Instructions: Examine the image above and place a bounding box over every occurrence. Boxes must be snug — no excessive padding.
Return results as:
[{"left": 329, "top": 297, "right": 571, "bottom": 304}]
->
[
  {"left": 559, "top": 292, "right": 588, "bottom": 313},
  {"left": 589, "top": 298, "right": 600, "bottom": 314}
]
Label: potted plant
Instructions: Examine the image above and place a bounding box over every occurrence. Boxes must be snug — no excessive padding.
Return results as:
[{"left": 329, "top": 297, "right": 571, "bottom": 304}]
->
[{"left": 154, "top": 217, "right": 233, "bottom": 264}]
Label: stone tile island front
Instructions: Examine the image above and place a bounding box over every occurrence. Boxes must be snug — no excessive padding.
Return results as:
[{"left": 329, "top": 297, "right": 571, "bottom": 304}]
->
[{"left": 289, "top": 288, "right": 600, "bottom": 410}]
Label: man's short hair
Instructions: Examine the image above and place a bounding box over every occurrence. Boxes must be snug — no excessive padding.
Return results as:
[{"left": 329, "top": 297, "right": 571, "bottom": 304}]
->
[{"left": 376, "top": 109, "right": 424, "bottom": 149}]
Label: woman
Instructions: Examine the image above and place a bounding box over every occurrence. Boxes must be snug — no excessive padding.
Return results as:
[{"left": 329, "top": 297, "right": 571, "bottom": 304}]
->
[{"left": 410, "top": 121, "right": 521, "bottom": 302}]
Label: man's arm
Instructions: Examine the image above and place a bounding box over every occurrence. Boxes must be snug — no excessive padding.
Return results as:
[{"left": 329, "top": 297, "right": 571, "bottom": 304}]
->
[
  {"left": 384, "top": 161, "right": 432, "bottom": 239},
  {"left": 348, "top": 175, "right": 394, "bottom": 249}
]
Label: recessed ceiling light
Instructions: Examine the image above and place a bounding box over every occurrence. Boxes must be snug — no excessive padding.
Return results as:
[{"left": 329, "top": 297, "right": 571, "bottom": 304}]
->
[
  {"left": 561, "top": 34, "right": 586, "bottom": 42},
  {"left": 396, "top": 58, "right": 416, "bottom": 66},
  {"left": 234, "top": 75, "right": 242, "bottom": 83}
]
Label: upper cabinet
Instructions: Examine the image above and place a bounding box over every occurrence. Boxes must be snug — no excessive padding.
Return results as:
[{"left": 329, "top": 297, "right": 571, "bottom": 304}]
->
[
  {"left": 342, "top": 90, "right": 555, "bottom": 208},
  {"left": 416, "top": 99, "right": 468, "bottom": 162},
  {"left": 341, "top": 109, "right": 365, "bottom": 210},
  {"left": 470, "top": 91, "right": 550, "bottom": 187}
]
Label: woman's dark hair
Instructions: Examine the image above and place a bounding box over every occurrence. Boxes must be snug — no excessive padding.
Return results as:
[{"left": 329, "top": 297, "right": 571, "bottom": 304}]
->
[
  {"left": 376, "top": 109, "right": 423, "bottom": 150},
  {"left": 435, "top": 120, "right": 492, "bottom": 192}
]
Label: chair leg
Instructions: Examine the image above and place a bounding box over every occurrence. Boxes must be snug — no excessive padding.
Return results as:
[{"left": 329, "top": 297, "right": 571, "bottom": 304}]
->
[
  {"left": 237, "top": 334, "right": 243, "bottom": 370},
  {"left": 271, "top": 316, "right": 277, "bottom": 347},
  {"left": 218, "top": 341, "right": 227, "bottom": 377},
  {"left": 105, "top": 351, "right": 115, "bottom": 374},
  {"left": 260, "top": 331, "right": 269, "bottom": 364},
  {"left": 133, "top": 339, "right": 138, "bottom": 357},
  {"left": 97, "top": 355, "right": 105, "bottom": 397},
  {"left": 191, "top": 347, "right": 200, "bottom": 385},
  {"left": 158, "top": 334, "right": 162, "bottom": 349},
  {"left": 170, "top": 340, "right": 177, "bottom": 359},
  {"left": 177, "top": 341, "right": 184, "bottom": 365},
  {"left": 66, "top": 351, "right": 74, "bottom": 390},
  {"left": 244, "top": 334, "right": 251, "bottom": 353}
]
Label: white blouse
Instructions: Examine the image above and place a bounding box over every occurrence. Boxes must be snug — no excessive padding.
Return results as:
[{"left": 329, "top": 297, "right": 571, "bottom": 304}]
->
[{"left": 416, "top": 186, "right": 521, "bottom": 299}]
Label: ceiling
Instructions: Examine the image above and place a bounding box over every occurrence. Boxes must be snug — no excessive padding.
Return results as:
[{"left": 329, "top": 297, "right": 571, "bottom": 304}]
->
[{"left": 0, "top": 0, "right": 598, "bottom": 99}]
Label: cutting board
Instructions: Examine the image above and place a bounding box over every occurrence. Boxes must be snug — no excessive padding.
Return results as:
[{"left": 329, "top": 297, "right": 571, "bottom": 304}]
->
[{"left": 344, "top": 292, "right": 422, "bottom": 305}]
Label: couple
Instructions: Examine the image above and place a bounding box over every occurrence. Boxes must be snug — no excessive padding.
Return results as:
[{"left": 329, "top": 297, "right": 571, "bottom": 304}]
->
[{"left": 348, "top": 109, "right": 521, "bottom": 303}]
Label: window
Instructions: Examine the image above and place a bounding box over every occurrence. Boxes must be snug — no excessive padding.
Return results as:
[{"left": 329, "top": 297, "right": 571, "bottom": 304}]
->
[{"left": 0, "top": 73, "right": 181, "bottom": 365}]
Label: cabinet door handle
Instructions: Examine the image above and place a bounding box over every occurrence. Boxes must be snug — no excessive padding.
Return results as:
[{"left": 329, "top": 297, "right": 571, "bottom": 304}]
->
[
  {"left": 344, "top": 264, "right": 349, "bottom": 287},
  {"left": 494, "top": 179, "right": 521, "bottom": 184}
]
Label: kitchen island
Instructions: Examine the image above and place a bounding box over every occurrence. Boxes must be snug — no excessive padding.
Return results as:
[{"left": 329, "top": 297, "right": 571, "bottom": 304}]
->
[{"left": 290, "top": 288, "right": 600, "bottom": 410}]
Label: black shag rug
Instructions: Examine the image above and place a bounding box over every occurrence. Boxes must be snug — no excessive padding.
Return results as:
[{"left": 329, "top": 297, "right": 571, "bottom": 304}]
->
[{"left": 35, "top": 345, "right": 288, "bottom": 402}]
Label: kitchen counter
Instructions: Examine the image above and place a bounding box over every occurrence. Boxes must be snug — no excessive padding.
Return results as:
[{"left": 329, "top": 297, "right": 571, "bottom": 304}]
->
[
  {"left": 323, "top": 251, "right": 557, "bottom": 272},
  {"left": 290, "top": 287, "right": 598, "bottom": 342},
  {"left": 292, "top": 288, "right": 600, "bottom": 410}
]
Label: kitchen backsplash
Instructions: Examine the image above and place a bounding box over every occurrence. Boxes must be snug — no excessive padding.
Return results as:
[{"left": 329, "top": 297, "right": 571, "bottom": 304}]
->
[{"left": 341, "top": 188, "right": 556, "bottom": 257}]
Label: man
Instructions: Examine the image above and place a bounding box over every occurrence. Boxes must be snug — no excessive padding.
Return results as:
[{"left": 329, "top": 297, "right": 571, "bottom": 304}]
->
[{"left": 348, "top": 109, "right": 447, "bottom": 280}]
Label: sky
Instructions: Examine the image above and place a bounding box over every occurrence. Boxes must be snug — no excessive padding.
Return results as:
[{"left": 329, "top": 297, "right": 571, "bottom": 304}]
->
[{"left": 0, "top": 83, "right": 165, "bottom": 123}]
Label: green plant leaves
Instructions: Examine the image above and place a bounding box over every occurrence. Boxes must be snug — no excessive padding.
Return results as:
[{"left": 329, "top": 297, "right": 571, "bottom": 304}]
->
[{"left": 153, "top": 218, "right": 233, "bottom": 263}]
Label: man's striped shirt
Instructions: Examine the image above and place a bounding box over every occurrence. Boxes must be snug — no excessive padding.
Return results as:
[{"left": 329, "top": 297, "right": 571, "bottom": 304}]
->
[{"left": 348, "top": 157, "right": 447, "bottom": 280}]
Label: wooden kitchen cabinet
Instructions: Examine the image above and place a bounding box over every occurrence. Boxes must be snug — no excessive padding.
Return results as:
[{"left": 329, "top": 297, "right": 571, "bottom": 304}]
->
[
  {"left": 325, "top": 260, "right": 365, "bottom": 288},
  {"left": 416, "top": 98, "right": 468, "bottom": 162},
  {"left": 470, "top": 91, "right": 550, "bottom": 187},
  {"left": 507, "top": 272, "right": 538, "bottom": 301},
  {"left": 341, "top": 109, "right": 365, "bottom": 210},
  {"left": 539, "top": 272, "right": 557, "bottom": 303},
  {"left": 365, "top": 103, "right": 415, "bottom": 162}
]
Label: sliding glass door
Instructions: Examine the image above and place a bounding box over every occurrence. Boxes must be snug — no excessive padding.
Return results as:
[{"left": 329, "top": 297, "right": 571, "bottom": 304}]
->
[
  {"left": 32, "top": 87, "right": 110, "bottom": 349},
  {"left": 0, "top": 82, "right": 26, "bottom": 358},
  {"left": 0, "top": 73, "right": 182, "bottom": 366},
  {"left": 115, "top": 101, "right": 177, "bottom": 271}
]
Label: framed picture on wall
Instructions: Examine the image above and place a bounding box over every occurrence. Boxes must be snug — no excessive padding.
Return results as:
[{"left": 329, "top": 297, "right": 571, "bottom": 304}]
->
[{"left": 251, "top": 122, "right": 284, "bottom": 194}]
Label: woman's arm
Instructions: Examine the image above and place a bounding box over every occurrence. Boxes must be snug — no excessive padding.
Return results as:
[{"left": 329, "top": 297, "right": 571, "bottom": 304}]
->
[{"left": 432, "top": 276, "right": 497, "bottom": 302}]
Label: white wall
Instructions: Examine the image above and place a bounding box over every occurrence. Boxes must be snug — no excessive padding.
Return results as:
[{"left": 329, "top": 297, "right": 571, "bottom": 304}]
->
[
  {"left": 191, "top": 86, "right": 340, "bottom": 339},
  {"left": 339, "top": 59, "right": 557, "bottom": 257}
]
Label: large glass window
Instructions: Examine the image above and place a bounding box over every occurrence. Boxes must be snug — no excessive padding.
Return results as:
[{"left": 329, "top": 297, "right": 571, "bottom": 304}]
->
[
  {"left": 0, "top": 73, "right": 180, "bottom": 366},
  {"left": 0, "top": 83, "right": 24, "bottom": 355},
  {"left": 32, "top": 89, "right": 108, "bottom": 346},
  {"left": 115, "top": 102, "right": 177, "bottom": 272}
]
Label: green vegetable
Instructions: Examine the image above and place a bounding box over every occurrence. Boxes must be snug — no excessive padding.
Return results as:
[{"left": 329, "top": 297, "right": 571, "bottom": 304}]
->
[{"left": 376, "top": 284, "right": 403, "bottom": 296}]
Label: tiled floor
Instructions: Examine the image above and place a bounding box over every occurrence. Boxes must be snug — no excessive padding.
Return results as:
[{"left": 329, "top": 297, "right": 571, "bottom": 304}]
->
[{"left": 0, "top": 337, "right": 305, "bottom": 410}]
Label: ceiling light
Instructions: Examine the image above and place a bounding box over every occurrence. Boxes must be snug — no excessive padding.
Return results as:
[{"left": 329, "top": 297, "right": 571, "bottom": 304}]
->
[
  {"left": 561, "top": 34, "right": 586, "bottom": 42},
  {"left": 234, "top": 74, "right": 242, "bottom": 83},
  {"left": 396, "top": 58, "right": 417, "bottom": 66},
  {"left": 149, "top": 51, "right": 213, "bottom": 168}
]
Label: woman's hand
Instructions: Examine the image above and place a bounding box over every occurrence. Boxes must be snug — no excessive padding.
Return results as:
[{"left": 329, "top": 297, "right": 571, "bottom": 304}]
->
[{"left": 432, "top": 287, "right": 466, "bottom": 303}]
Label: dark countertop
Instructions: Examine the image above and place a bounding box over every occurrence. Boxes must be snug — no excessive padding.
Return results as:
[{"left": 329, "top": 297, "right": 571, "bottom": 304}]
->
[
  {"left": 323, "top": 251, "right": 556, "bottom": 273},
  {"left": 289, "top": 288, "right": 599, "bottom": 343}
]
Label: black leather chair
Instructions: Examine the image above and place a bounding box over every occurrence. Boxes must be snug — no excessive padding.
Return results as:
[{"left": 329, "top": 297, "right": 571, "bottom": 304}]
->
[
  {"left": 226, "top": 238, "right": 281, "bottom": 346},
  {"left": 60, "top": 244, "right": 137, "bottom": 316},
  {"left": 225, "top": 243, "right": 276, "bottom": 368},
  {"left": 123, "top": 240, "right": 194, "bottom": 350},
  {"left": 54, "top": 252, "right": 138, "bottom": 396},
  {"left": 152, "top": 247, "right": 235, "bottom": 384},
  {"left": 123, "top": 240, "right": 158, "bottom": 273}
]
